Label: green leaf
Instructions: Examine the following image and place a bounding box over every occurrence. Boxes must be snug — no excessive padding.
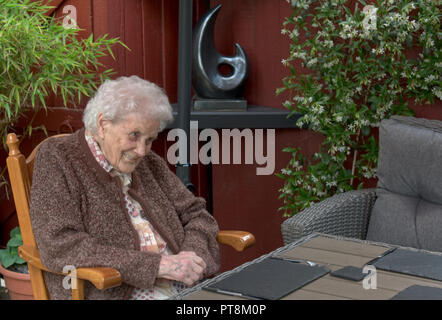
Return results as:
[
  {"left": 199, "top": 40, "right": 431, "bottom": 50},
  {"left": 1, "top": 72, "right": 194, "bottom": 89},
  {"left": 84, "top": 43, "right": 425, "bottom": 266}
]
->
[
  {"left": 9, "top": 227, "right": 21, "bottom": 238},
  {"left": 0, "top": 252, "right": 16, "bottom": 269},
  {"left": 361, "top": 126, "right": 371, "bottom": 136},
  {"left": 320, "top": 153, "right": 330, "bottom": 165},
  {"left": 14, "top": 255, "right": 26, "bottom": 265},
  {"left": 275, "top": 173, "right": 287, "bottom": 179},
  {"left": 7, "top": 235, "right": 22, "bottom": 248}
]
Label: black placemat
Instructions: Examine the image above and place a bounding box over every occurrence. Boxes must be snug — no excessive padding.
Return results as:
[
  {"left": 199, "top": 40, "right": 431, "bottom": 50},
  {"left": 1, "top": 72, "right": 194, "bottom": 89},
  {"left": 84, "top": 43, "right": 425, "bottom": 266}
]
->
[
  {"left": 330, "top": 266, "right": 366, "bottom": 281},
  {"left": 391, "top": 285, "right": 442, "bottom": 300},
  {"left": 371, "top": 248, "right": 442, "bottom": 281},
  {"left": 203, "top": 257, "right": 330, "bottom": 300}
]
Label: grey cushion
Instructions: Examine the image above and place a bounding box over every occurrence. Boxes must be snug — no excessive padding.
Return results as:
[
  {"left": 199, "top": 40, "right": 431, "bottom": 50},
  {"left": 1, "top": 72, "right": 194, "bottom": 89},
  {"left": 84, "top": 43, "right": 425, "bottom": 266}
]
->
[{"left": 366, "top": 116, "right": 442, "bottom": 252}]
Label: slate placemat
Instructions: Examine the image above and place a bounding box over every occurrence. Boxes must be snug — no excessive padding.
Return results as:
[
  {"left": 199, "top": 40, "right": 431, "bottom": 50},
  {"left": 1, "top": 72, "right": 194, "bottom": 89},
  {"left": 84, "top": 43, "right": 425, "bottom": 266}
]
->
[
  {"left": 371, "top": 248, "right": 442, "bottom": 281},
  {"left": 391, "top": 285, "right": 442, "bottom": 300},
  {"left": 203, "top": 258, "right": 330, "bottom": 300}
]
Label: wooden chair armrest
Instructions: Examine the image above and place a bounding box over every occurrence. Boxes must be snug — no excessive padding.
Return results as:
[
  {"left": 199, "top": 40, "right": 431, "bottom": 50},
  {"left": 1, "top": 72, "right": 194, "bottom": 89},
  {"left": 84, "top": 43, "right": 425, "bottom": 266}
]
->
[
  {"left": 217, "top": 230, "right": 255, "bottom": 252},
  {"left": 19, "top": 245, "right": 122, "bottom": 290}
]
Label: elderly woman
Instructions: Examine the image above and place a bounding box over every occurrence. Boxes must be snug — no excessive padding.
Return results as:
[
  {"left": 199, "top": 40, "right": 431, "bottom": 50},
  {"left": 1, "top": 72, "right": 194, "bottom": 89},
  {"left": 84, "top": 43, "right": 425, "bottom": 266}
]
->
[{"left": 30, "top": 76, "right": 220, "bottom": 300}]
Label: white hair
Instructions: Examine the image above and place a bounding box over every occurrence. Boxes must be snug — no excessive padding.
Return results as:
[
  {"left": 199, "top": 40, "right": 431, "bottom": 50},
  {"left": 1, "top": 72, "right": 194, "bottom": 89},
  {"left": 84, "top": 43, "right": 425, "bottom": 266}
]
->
[{"left": 83, "top": 76, "right": 174, "bottom": 134}]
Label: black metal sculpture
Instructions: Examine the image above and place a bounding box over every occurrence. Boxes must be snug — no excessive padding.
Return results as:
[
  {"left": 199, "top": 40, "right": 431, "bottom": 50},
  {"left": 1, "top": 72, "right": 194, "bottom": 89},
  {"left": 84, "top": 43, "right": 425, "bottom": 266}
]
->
[{"left": 192, "top": 4, "right": 249, "bottom": 111}]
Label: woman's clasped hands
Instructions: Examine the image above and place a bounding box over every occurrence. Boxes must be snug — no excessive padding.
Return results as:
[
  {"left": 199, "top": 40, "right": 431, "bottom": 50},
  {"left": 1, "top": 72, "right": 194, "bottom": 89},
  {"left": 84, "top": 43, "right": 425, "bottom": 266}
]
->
[{"left": 158, "top": 251, "right": 207, "bottom": 286}]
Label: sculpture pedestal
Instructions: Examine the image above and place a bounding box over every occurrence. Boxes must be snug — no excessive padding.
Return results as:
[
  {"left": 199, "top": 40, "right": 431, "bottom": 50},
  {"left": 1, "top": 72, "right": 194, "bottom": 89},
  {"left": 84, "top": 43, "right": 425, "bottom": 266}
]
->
[{"left": 193, "top": 98, "right": 248, "bottom": 112}]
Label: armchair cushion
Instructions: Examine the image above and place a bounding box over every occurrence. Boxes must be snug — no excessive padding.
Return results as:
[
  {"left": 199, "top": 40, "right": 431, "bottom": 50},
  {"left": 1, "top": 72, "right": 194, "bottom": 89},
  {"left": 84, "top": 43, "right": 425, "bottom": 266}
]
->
[{"left": 366, "top": 116, "right": 442, "bottom": 252}]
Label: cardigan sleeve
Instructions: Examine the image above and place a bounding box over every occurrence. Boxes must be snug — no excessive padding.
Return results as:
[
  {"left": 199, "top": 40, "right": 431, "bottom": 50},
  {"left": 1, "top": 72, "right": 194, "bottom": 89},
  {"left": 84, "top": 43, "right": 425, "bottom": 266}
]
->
[
  {"left": 147, "top": 152, "right": 221, "bottom": 277},
  {"left": 29, "top": 140, "right": 162, "bottom": 289}
]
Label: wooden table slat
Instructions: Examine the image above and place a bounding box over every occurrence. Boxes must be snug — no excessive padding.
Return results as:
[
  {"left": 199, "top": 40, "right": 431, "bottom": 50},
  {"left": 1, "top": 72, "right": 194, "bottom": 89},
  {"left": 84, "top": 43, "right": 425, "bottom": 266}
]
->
[
  {"left": 301, "top": 236, "right": 389, "bottom": 258},
  {"left": 277, "top": 246, "right": 380, "bottom": 267},
  {"left": 298, "top": 277, "right": 396, "bottom": 300},
  {"left": 281, "top": 289, "right": 350, "bottom": 300}
]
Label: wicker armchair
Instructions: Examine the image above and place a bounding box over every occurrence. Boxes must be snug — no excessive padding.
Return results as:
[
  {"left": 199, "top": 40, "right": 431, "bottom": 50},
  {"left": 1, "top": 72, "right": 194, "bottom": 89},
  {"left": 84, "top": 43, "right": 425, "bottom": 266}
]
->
[
  {"left": 281, "top": 189, "right": 377, "bottom": 245},
  {"left": 282, "top": 116, "right": 442, "bottom": 253}
]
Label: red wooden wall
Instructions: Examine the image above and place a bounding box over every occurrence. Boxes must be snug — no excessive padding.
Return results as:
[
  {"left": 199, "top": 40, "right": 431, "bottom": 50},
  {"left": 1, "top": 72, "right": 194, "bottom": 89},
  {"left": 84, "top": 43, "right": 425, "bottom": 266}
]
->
[{"left": 1, "top": 0, "right": 440, "bottom": 274}]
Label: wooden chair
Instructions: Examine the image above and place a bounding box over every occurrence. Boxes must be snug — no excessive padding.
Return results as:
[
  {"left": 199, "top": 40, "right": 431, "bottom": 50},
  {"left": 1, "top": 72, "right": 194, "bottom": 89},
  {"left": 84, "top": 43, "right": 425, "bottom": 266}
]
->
[{"left": 6, "top": 132, "right": 255, "bottom": 300}]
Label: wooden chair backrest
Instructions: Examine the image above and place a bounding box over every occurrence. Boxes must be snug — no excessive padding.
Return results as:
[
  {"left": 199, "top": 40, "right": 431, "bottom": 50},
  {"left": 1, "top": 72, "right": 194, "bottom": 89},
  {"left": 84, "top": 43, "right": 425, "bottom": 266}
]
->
[{"left": 6, "top": 133, "right": 70, "bottom": 299}]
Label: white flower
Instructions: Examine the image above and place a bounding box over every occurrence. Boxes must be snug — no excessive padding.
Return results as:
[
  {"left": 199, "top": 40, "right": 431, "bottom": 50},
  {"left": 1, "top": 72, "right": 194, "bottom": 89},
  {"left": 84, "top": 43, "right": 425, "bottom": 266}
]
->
[
  {"left": 318, "top": 31, "right": 327, "bottom": 38},
  {"left": 323, "top": 59, "right": 339, "bottom": 69},
  {"left": 323, "top": 40, "right": 334, "bottom": 48},
  {"left": 326, "top": 180, "right": 337, "bottom": 188},
  {"left": 339, "top": 23, "right": 355, "bottom": 39},
  {"left": 426, "top": 38, "right": 435, "bottom": 48},
  {"left": 425, "top": 75, "right": 436, "bottom": 83},
  {"left": 289, "top": 29, "right": 299, "bottom": 39},
  {"left": 306, "top": 58, "right": 318, "bottom": 67},
  {"left": 347, "top": 123, "right": 356, "bottom": 131},
  {"left": 377, "top": 72, "right": 386, "bottom": 80},
  {"left": 362, "top": 5, "right": 378, "bottom": 32},
  {"left": 432, "top": 87, "right": 442, "bottom": 100},
  {"left": 317, "top": 190, "right": 327, "bottom": 197},
  {"left": 291, "top": 51, "right": 307, "bottom": 61},
  {"left": 409, "top": 20, "right": 420, "bottom": 31},
  {"left": 312, "top": 104, "right": 324, "bottom": 114}
]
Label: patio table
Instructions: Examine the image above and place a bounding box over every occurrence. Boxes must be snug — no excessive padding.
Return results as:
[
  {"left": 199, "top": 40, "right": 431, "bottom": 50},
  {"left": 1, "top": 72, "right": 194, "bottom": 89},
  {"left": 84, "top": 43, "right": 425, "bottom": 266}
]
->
[{"left": 173, "top": 233, "right": 442, "bottom": 300}]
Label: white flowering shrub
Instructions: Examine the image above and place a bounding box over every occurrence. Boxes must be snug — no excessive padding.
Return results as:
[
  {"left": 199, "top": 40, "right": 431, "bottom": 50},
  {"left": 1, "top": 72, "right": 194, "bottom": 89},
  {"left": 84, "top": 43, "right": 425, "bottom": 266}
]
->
[{"left": 277, "top": 0, "right": 441, "bottom": 217}]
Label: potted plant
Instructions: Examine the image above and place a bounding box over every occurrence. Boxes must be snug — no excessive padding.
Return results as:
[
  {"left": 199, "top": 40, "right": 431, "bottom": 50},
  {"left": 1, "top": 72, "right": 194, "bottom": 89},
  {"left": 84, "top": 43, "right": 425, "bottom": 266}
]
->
[{"left": 0, "top": 227, "right": 32, "bottom": 299}]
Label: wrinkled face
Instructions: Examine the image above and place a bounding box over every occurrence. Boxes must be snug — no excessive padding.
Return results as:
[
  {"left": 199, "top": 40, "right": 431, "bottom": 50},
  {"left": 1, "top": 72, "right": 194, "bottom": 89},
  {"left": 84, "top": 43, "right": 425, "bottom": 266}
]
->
[{"left": 96, "top": 112, "right": 160, "bottom": 174}]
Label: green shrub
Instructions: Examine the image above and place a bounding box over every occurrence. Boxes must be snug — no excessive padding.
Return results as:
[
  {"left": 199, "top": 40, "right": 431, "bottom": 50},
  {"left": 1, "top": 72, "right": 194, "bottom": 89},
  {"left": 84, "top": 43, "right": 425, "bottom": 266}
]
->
[{"left": 277, "top": 0, "right": 441, "bottom": 217}]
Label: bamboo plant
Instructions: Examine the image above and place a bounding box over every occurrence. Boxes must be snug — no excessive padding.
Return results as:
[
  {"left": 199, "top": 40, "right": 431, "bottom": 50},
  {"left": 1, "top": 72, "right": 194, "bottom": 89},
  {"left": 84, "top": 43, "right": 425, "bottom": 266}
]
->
[{"left": 0, "top": 0, "right": 126, "bottom": 191}]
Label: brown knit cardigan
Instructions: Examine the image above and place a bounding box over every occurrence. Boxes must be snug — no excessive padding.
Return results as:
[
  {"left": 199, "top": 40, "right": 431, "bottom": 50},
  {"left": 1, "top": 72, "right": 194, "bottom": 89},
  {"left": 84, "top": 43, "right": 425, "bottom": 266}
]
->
[{"left": 29, "top": 128, "right": 220, "bottom": 299}]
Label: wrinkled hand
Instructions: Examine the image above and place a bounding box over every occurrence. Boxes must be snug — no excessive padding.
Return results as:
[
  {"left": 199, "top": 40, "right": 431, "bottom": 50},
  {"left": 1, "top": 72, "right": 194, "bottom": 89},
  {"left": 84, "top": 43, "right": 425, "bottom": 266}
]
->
[{"left": 157, "top": 251, "right": 207, "bottom": 286}]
